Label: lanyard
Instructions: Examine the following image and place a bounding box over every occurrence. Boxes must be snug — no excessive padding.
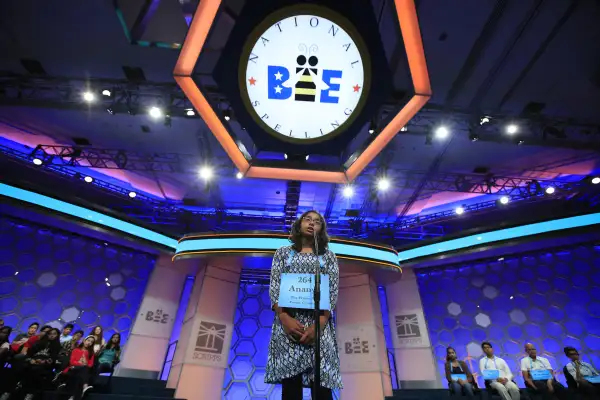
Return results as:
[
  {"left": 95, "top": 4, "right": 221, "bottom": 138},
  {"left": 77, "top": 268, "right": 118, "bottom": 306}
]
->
[
  {"left": 485, "top": 357, "right": 498, "bottom": 370},
  {"left": 530, "top": 358, "right": 544, "bottom": 369}
]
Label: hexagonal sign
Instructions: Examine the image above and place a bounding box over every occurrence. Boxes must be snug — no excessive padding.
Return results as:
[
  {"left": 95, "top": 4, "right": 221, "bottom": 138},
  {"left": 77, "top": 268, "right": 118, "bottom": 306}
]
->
[
  {"left": 174, "top": 0, "right": 430, "bottom": 183},
  {"left": 475, "top": 313, "right": 491, "bottom": 328},
  {"left": 466, "top": 341, "right": 483, "bottom": 358},
  {"left": 37, "top": 272, "right": 57, "bottom": 287},
  {"left": 108, "top": 273, "right": 123, "bottom": 286},
  {"left": 60, "top": 306, "right": 81, "bottom": 322},
  {"left": 509, "top": 309, "right": 527, "bottom": 325},
  {"left": 483, "top": 286, "right": 498, "bottom": 299},
  {"left": 110, "top": 287, "right": 126, "bottom": 301},
  {"left": 447, "top": 302, "right": 462, "bottom": 316}
]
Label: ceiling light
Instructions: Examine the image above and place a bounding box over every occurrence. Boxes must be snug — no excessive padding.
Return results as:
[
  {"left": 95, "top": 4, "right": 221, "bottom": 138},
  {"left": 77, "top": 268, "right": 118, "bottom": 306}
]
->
[
  {"left": 400, "top": 126, "right": 408, "bottom": 132},
  {"left": 128, "top": 191, "right": 137, "bottom": 198},
  {"left": 223, "top": 109, "right": 231, "bottom": 121},
  {"left": 84, "top": 176, "right": 93, "bottom": 183},
  {"left": 368, "top": 120, "right": 376, "bottom": 134},
  {"left": 305, "top": 155, "right": 310, "bottom": 161},
  {"left": 284, "top": 154, "right": 288, "bottom": 160},
  {"left": 106, "top": 107, "right": 114, "bottom": 115},
  {"left": 455, "top": 206, "right": 465, "bottom": 215},
  {"left": 545, "top": 186, "right": 555, "bottom": 194},
  {"left": 499, "top": 196, "right": 510, "bottom": 205},
  {"left": 199, "top": 166, "right": 213, "bottom": 181},
  {"left": 148, "top": 107, "right": 162, "bottom": 119},
  {"left": 435, "top": 126, "right": 449, "bottom": 139},
  {"left": 32, "top": 158, "right": 43, "bottom": 166},
  {"left": 342, "top": 186, "right": 354, "bottom": 198},
  {"left": 186, "top": 109, "right": 195, "bottom": 116},
  {"left": 506, "top": 124, "right": 518, "bottom": 135},
  {"left": 377, "top": 178, "right": 390, "bottom": 191},
  {"left": 82, "top": 91, "right": 95, "bottom": 102},
  {"left": 480, "top": 116, "right": 491, "bottom": 125},
  {"left": 592, "top": 177, "right": 600, "bottom": 185},
  {"left": 236, "top": 171, "right": 243, "bottom": 179},
  {"left": 102, "top": 89, "right": 111, "bottom": 97}
]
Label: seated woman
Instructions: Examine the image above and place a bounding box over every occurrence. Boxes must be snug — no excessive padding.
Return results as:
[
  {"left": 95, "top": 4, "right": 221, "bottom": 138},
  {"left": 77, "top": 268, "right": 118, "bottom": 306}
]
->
[
  {"left": 88, "top": 327, "right": 105, "bottom": 356},
  {"left": 61, "top": 335, "right": 96, "bottom": 400},
  {"left": 0, "top": 326, "right": 12, "bottom": 364},
  {"left": 444, "top": 347, "right": 476, "bottom": 398},
  {"left": 95, "top": 333, "right": 121, "bottom": 376},
  {"left": 58, "top": 330, "right": 84, "bottom": 372},
  {"left": 20, "top": 328, "right": 62, "bottom": 400}
]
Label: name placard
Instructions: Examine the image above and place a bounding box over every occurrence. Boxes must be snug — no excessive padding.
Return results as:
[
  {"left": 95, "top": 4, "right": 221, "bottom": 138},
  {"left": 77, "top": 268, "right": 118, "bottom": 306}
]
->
[
  {"left": 451, "top": 374, "right": 467, "bottom": 382},
  {"left": 584, "top": 376, "right": 600, "bottom": 384},
  {"left": 278, "top": 273, "right": 330, "bottom": 310},
  {"left": 482, "top": 369, "right": 500, "bottom": 380},
  {"left": 531, "top": 370, "right": 552, "bottom": 380}
]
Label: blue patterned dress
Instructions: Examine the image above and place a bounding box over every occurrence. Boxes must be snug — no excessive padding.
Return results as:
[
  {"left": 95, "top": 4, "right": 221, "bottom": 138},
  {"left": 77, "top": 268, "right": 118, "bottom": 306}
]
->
[{"left": 265, "top": 246, "right": 343, "bottom": 389}]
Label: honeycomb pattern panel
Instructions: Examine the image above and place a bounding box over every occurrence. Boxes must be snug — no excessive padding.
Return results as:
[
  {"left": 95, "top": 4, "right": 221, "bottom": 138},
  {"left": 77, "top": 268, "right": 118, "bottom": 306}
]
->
[
  {"left": 0, "top": 215, "right": 155, "bottom": 346},
  {"left": 223, "top": 282, "right": 340, "bottom": 400},
  {"left": 417, "top": 244, "right": 600, "bottom": 388}
]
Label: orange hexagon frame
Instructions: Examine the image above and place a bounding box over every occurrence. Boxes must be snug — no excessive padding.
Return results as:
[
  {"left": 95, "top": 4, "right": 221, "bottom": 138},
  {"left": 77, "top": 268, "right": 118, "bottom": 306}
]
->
[{"left": 174, "top": 0, "right": 431, "bottom": 183}]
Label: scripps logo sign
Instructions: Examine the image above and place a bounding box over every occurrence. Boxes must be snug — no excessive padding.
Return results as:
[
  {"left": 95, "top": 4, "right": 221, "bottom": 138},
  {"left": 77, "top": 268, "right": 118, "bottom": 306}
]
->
[
  {"left": 241, "top": 9, "right": 369, "bottom": 141},
  {"left": 192, "top": 321, "right": 227, "bottom": 363}
]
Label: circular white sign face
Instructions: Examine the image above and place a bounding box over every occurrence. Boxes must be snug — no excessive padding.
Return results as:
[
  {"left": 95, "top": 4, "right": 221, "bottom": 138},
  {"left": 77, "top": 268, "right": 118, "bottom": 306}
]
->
[{"left": 242, "top": 13, "right": 367, "bottom": 141}]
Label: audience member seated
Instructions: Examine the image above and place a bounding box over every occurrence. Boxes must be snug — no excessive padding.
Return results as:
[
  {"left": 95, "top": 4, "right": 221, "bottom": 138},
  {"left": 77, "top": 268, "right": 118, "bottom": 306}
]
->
[
  {"left": 444, "top": 346, "right": 476, "bottom": 398},
  {"left": 58, "top": 330, "right": 84, "bottom": 371},
  {"left": 60, "top": 335, "right": 96, "bottom": 400},
  {"left": 60, "top": 324, "right": 75, "bottom": 344},
  {"left": 94, "top": 333, "right": 121, "bottom": 378},
  {"left": 563, "top": 346, "right": 600, "bottom": 399},
  {"left": 88, "top": 326, "right": 106, "bottom": 356},
  {"left": 20, "top": 328, "right": 62, "bottom": 400},
  {"left": 0, "top": 326, "right": 12, "bottom": 364},
  {"left": 444, "top": 347, "right": 476, "bottom": 399},
  {"left": 479, "top": 342, "right": 520, "bottom": 400},
  {"left": 9, "top": 322, "right": 39, "bottom": 354},
  {"left": 520, "top": 343, "right": 567, "bottom": 400}
]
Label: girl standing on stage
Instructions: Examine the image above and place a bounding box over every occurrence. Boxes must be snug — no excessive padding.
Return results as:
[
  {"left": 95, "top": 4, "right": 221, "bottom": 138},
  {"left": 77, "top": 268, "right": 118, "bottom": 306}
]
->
[{"left": 265, "top": 210, "right": 342, "bottom": 400}]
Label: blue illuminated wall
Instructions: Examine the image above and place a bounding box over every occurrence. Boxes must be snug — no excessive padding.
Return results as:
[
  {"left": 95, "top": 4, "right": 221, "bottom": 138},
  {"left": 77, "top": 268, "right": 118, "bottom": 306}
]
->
[
  {"left": 0, "top": 214, "right": 155, "bottom": 345},
  {"left": 417, "top": 244, "right": 600, "bottom": 388},
  {"left": 223, "top": 282, "right": 341, "bottom": 400}
]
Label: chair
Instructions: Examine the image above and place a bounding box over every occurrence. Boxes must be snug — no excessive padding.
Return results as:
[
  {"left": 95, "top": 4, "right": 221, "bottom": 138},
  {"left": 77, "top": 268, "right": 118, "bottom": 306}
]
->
[{"left": 563, "top": 366, "right": 582, "bottom": 400}]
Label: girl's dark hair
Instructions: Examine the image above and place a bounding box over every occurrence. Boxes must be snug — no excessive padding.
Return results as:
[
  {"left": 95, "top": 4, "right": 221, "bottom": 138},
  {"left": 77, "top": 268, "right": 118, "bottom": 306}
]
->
[
  {"left": 30, "top": 328, "right": 61, "bottom": 358},
  {"left": 446, "top": 346, "right": 456, "bottom": 362},
  {"left": 288, "top": 210, "right": 329, "bottom": 255},
  {"left": 106, "top": 333, "right": 121, "bottom": 351},
  {"left": 0, "top": 326, "right": 12, "bottom": 345},
  {"left": 89, "top": 326, "right": 103, "bottom": 343},
  {"left": 39, "top": 328, "right": 61, "bottom": 344},
  {"left": 80, "top": 335, "right": 96, "bottom": 359}
]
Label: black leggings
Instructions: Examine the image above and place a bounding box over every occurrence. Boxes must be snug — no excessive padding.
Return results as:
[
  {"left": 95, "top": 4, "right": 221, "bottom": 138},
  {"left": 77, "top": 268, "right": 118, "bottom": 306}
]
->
[
  {"left": 65, "top": 366, "right": 91, "bottom": 400},
  {"left": 281, "top": 374, "right": 332, "bottom": 400}
]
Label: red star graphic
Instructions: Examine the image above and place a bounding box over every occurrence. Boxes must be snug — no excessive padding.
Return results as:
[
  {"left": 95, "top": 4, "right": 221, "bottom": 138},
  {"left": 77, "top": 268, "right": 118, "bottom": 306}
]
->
[
  {"left": 248, "top": 77, "right": 256, "bottom": 85},
  {"left": 353, "top": 84, "right": 361, "bottom": 93}
]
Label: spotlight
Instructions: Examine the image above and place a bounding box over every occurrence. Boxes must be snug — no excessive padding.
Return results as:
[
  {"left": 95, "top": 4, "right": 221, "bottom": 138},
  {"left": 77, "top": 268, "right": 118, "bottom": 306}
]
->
[
  {"left": 199, "top": 166, "right": 213, "bottom": 181},
  {"left": 592, "top": 177, "right": 600, "bottom": 185},
  {"left": 82, "top": 91, "right": 95, "bottom": 102},
  {"left": 186, "top": 109, "right": 195, "bottom": 116},
  {"left": 106, "top": 107, "right": 114, "bottom": 115},
  {"left": 368, "top": 120, "right": 376, "bottom": 134},
  {"left": 545, "top": 186, "right": 555, "bottom": 195},
  {"left": 506, "top": 124, "right": 518, "bottom": 135},
  {"left": 469, "top": 131, "right": 479, "bottom": 142},
  {"left": 32, "top": 158, "right": 43, "bottom": 166},
  {"left": 305, "top": 155, "right": 310, "bottom": 161},
  {"left": 284, "top": 154, "right": 288, "bottom": 160},
  {"left": 400, "top": 126, "right": 408, "bottom": 132},
  {"left": 236, "top": 171, "right": 243, "bottom": 179},
  {"left": 377, "top": 178, "right": 390, "bottom": 191},
  {"left": 84, "top": 176, "right": 93, "bottom": 183},
  {"left": 223, "top": 109, "right": 231, "bottom": 121},
  {"left": 455, "top": 206, "right": 465, "bottom": 215},
  {"left": 148, "top": 107, "right": 162, "bottom": 119},
  {"left": 435, "top": 126, "right": 449, "bottom": 139},
  {"left": 499, "top": 196, "right": 510, "bottom": 205},
  {"left": 480, "top": 116, "right": 491, "bottom": 125},
  {"left": 128, "top": 191, "right": 137, "bottom": 198},
  {"left": 343, "top": 185, "right": 354, "bottom": 198},
  {"left": 102, "top": 89, "right": 111, "bottom": 97}
]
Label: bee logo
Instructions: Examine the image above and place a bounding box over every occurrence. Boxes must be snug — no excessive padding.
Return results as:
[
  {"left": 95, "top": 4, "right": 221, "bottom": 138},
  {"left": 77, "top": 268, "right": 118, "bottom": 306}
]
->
[{"left": 294, "top": 44, "right": 319, "bottom": 102}]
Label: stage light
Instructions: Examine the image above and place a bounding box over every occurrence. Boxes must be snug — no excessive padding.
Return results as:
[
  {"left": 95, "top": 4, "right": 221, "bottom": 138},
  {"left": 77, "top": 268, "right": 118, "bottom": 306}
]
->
[
  {"left": 224, "top": 109, "right": 231, "bottom": 121},
  {"left": 368, "top": 120, "right": 376, "bottom": 134},
  {"left": 32, "top": 158, "right": 43, "bottom": 166},
  {"left": 236, "top": 171, "right": 243, "bottom": 179},
  {"left": 84, "top": 176, "right": 93, "bottom": 183},
  {"left": 592, "top": 177, "right": 600, "bottom": 185},
  {"left": 105, "top": 278, "right": 108, "bottom": 282},
  {"left": 305, "top": 155, "right": 310, "bottom": 161},
  {"left": 106, "top": 282, "right": 111, "bottom": 287},
  {"left": 480, "top": 116, "right": 491, "bottom": 125},
  {"left": 148, "top": 107, "right": 162, "bottom": 119},
  {"left": 186, "top": 109, "right": 195, "bottom": 116},
  {"left": 435, "top": 126, "right": 449, "bottom": 139},
  {"left": 498, "top": 257, "right": 505, "bottom": 261},
  {"left": 500, "top": 196, "right": 510, "bottom": 205},
  {"left": 400, "top": 126, "right": 408, "bottom": 132},
  {"left": 106, "top": 107, "right": 114, "bottom": 115},
  {"left": 14, "top": 271, "right": 19, "bottom": 276},
  {"left": 343, "top": 185, "right": 354, "bottom": 198},
  {"left": 82, "top": 91, "right": 95, "bottom": 102},
  {"left": 377, "top": 178, "right": 390, "bottom": 191},
  {"left": 455, "top": 206, "right": 465, "bottom": 215},
  {"left": 509, "top": 296, "right": 514, "bottom": 300},
  {"left": 284, "top": 154, "right": 288, "bottom": 160},
  {"left": 102, "top": 89, "right": 111, "bottom": 97},
  {"left": 545, "top": 186, "right": 555, "bottom": 194},
  {"left": 128, "top": 191, "right": 137, "bottom": 198},
  {"left": 199, "top": 166, "right": 213, "bottom": 181},
  {"left": 506, "top": 124, "right": 518, "bottom": 135}
]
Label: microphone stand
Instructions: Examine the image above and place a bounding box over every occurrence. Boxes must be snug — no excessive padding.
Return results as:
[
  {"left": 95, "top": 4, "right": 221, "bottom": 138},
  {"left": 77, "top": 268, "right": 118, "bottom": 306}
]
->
[{"left": 312, "top": 230, "right": 321, "bottom": 399}]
